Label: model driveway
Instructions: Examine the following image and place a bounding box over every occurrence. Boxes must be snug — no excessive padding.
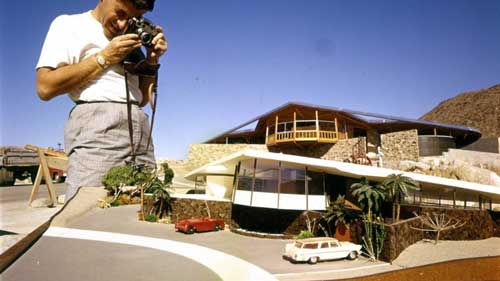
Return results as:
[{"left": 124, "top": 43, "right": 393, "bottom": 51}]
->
[{"left": 3, "top": 205, "right": 389, "bottom": 281}]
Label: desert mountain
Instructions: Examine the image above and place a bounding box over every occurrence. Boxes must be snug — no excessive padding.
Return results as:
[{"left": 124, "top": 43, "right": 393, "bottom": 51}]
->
[{"left": 420, "top": 84, "right": 500, "bottom": 137}]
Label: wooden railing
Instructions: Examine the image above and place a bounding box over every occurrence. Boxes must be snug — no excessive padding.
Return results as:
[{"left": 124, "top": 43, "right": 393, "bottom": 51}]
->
[{"left": 267, "top": 130, "right": 341, "bottom": 145}]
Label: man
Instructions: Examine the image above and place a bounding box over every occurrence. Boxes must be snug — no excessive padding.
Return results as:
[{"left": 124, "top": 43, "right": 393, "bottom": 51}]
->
[{"left": 36, "top": 0, "right": 167, "bottom": 201}]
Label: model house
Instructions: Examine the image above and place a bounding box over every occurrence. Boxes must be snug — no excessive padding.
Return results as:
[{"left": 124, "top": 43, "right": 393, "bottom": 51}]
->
[
  {"left": 185, "top": 103, "right": 500, "bottom": 232},
  {"left": 182, "top": 103, "right": 498, "bottom": 231}
]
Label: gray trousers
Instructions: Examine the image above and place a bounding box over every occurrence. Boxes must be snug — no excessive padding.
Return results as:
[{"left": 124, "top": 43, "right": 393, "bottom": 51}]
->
[{"left": 64, "top": 103, "right": 156, "bottom": 201}]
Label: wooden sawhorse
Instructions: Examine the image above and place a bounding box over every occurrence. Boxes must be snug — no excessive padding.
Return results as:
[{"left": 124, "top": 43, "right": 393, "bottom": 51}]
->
[{"left": 25, "top": 145, "right": 68, "bottom": 207}]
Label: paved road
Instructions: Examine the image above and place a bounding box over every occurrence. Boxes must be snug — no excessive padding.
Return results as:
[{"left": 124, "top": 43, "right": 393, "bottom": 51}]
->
[
  {"left": 1, "top": 186, "right": 391, "bottom": 281},
  {"left": 1, "top": 183, "right": 67, "bottom": 253},
  {"left": 2, "top": 203, "right": 389, "bottom": 281}
]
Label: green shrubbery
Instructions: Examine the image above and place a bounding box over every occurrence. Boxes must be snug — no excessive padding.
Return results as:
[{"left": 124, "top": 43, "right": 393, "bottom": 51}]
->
[
  {"left": 161, "top": 162, "right": 174, "bottom": 185},
  {"left": 295, "top": 230, "right": 315, "bottom": 240},
  {"left": 145, "top": 214, "right": 157, "bottom": 222},
  {"left": 101, "top": 165, "right": 149, "bottom": 190},
  {"left": 101, "top": 163, "right": 173, "bottom": 219}
]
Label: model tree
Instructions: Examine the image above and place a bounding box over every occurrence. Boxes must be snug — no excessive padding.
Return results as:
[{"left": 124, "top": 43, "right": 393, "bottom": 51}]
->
[
  {"left": 382, "top": 173, "right": 420, "bottom": 222},
  {"left": 350, "top": 177, "right": 385, "bottom": 221},
  {"left": 410, "top": 212, "right": 466, "bottom": 244}
]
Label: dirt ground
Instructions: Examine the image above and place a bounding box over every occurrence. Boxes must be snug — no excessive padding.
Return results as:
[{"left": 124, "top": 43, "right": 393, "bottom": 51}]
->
[{"left": 337, "top": 256, "right": 500, "bottom": 281}]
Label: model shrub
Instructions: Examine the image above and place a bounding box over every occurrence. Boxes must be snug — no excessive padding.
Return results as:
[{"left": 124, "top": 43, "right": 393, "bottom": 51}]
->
[
  {"left": 145, "top": 214, "right": 157, "bottom": 222},
  {"left": 110, "top": 199, "right": 121, "bottom": 207},
  {"left": 161, "top": 162, "right": 174, "bottom": 185},
  {"left": 102, "top": 165, "right": 151, "bottom": 190},
  {"left": 295, "top": 230, "right": 315, "bottom": 240}
]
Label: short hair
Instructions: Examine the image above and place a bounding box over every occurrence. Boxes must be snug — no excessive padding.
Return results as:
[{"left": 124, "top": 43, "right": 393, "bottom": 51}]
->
[{"left": 129, "top": 0, "right": 155, "bottom": 11}]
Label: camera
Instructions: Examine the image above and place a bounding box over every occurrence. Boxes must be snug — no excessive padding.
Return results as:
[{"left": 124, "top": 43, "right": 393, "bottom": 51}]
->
[{"left": 124, "top": 17, "right": 158, "bottom": 47}]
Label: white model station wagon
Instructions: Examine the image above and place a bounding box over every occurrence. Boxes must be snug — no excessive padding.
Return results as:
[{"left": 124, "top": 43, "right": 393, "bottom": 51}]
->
[{"left": 283, "top": 237, "right": 362, "bottom": 264}]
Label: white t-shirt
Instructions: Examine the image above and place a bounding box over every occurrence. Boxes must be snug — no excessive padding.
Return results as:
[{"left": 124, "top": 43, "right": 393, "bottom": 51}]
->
[{"left": 36, "top": 11, "right": 142, "bottom": 103}]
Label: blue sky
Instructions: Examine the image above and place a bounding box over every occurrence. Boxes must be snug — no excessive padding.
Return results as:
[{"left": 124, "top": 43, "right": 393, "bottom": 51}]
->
[{"left": 1, "top": 0, "right": 499, "bottom": 159}]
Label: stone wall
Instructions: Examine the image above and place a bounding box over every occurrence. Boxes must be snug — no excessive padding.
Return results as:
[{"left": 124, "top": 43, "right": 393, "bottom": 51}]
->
[
  {"left": 366, "top": 130, "right": 380, "bottom": 154},
  {"left": 381, "top": 129, "right": 419, "bottom": 169},
  {"left": 376, "top": 206, "right": 497, "bottom": 262},
  {"left": 145, "top": 196, "right": 235, "bottom": 226},
  {"left": 403, "top": 206, "right": 496, "bottom": 240},
  {"left": 379, "top": 217, "right": 424, "bottom": 262},
  {"left": 189, "top": 138, "right": 367, "bottom": 171},
  {"left": 188, "top": 144, "right": 268, "bottom": 169}
]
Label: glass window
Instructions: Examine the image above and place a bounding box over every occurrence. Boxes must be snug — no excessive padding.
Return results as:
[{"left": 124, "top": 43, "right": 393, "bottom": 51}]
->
[
  {"left": 321, "top": 242, "right": 329, "bottom": 248},
  {"left": 278, "top": 123, "right": 285, "bottom": 132},
  {"left": 303, "top": 243, "right": 318, "bottom": 249},
  {"left": 319, "top": 121, "right": 336, "bottom": 131},
  {"left": 237, "top": 159, "right": 254, "bottom": 191},
  {"left": 254, "top": 159, "right": 279, "bottom": 193},
  {"left": 330, "top": 242, "right": 339, "bottom": 247},
  {"left": 307, "top": 169, "right": 324, "bottom": 195},
  {"left": 280, "top": 164, "right": 305, "bottom": 194},
  {"left": 296, "top": 121, "right": 316, "bottom": 131},
  {"left": 294, "top": 241, "right": 303, "bottom": 248}
]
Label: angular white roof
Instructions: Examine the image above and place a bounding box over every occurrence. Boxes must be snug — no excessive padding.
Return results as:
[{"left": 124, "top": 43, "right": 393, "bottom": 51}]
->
[{"left": 185, "top": 149, "right": 500, "bottom": 202}]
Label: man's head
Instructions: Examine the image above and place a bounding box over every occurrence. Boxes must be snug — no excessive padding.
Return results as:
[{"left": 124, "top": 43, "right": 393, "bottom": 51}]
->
[
  {"left": 128, "top": 0, "right": 155, "bottom": 11},
  {"left": 94, "top": 0, "right": 156, "bottom": 39}
]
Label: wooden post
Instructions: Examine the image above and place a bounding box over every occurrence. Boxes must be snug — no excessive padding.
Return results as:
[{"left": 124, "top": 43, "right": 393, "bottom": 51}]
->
[
  {"left": 315, "top": 110, "right": 319, "bottom": 139},
  {"left": 489, "top": 199, "right": 493, "bottom": 210},
  {"left": 438, "top": 195, "right": 441, "bottom": 207},
  {"left": 293, "top": 112, "right": 297, "bottom": 140},
  {"left": 334, "top": 116, "right": 339, "bottom": 140},
  {"left": 479, "top": 195, "right": 482, "bottom": 210},
  {"left": 305, "top": 167, "right": 309, "bottom": 211},
  {"left": 265, "top": 126, "right": 269, "bottom": 145},
  {"left": 139, "top": 184, "right": 145, "bottom": 220},
  {"left": 275, "top": 115, "right": 278, "bottom": 144},
  {"left": 453, "top": 189, "right": 456, "bottom": 208},
  {"left": 250, "top": 158, "right": 257, "bottom": 206},
  {"left": 232, "top": 163, "right": 240, "bottom": 203},
  {"left": 464, "top": 199, "right": 467, "bottom": 209},
  {"left": 434, "top": 128, "right": 437, "bottom": 136},
  {"left": 344, "top": 121, "right": 348, "bottom": 138}
]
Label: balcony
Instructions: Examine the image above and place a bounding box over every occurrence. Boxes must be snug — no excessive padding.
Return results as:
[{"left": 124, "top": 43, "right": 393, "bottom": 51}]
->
[{"left": 265, "top": 119, "right": 348, "bottom": 146}]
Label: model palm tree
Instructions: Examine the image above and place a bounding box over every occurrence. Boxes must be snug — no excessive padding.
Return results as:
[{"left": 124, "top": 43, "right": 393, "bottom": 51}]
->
[
  {"left": 350, "top": 177, "right": 386, "bottom": 221},
  {"left": 150, "top": 178, "right": 171, "bottom": 218},
  {"left": 323, "top": 195, "right": 359, "bottom": 228},
  {"left": 382, "top": 173, "right": 420, "bottom": 222}
]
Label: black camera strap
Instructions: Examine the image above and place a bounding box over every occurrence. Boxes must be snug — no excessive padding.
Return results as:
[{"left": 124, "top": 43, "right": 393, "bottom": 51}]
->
[
  {"left": 123, "top": 61, "right": 160, "bottom": 163},
  {"left": 145, "top": 74, "right": 158, "bottom": 152},
  {"left": 124, "top": 70, "right": 137, "bottom": 162}
]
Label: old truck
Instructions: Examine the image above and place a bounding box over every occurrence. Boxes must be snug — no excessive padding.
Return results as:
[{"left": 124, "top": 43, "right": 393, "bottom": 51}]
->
[{"left": 0, "top": 146, "right": 66, "bottom": 186}]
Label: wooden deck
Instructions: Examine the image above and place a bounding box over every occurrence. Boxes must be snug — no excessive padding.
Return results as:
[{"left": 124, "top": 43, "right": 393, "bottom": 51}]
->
[{"left": 266, "top": 130, "right": 347, "bottom": 145}]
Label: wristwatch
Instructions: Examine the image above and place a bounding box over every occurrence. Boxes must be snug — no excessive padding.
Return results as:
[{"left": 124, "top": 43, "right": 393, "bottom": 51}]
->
[{"left": 96, "top": 53, "right": 110, "bottom": 69}]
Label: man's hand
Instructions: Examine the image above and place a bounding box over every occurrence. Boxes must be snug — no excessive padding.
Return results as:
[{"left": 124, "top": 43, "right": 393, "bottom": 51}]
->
[
  {"left": 146, "top": 25, "right": 168, "bottom": 64},
  {"left": 101, "top": 34, "right": 142, "bottom": 65}
]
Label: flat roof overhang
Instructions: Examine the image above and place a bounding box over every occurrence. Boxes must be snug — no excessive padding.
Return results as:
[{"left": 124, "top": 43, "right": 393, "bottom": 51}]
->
[
  {"left": 204, "top": 102, "right": 482, "bottom": 145},
  {"left": 185, "top": 150, "right": 500, "bottom": 202}
]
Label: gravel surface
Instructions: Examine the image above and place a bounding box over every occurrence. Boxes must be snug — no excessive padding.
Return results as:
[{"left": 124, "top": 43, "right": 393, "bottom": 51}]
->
[{"left": 393, "top": 237, "right": 500, "bottom": 268}]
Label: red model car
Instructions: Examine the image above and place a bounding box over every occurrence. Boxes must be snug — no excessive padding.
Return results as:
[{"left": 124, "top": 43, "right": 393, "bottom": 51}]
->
[{"left": 175, "top": 218, "right": 225, "bottom": 234}]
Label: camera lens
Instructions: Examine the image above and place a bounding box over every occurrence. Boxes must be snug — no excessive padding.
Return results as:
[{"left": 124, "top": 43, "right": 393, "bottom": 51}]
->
[{"left": 140, "top": 32, "right": 153, "bottom": 45}]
